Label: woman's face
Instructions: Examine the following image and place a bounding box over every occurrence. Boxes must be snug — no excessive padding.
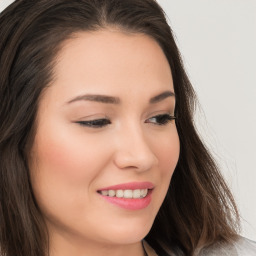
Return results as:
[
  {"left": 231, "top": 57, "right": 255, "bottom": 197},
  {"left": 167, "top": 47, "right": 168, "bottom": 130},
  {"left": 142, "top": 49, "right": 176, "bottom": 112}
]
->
[{"left": 30, "top": 29, "right": 180, "bottom": 251}]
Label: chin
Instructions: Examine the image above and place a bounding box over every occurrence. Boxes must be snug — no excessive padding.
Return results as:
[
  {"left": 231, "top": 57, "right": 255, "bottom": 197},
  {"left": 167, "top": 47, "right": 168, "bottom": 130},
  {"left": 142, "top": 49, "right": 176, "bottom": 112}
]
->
[
  {"left": 103, "top": 229, "right": 151, "bottom": 245},
  {"left": 99, "top": 217, "right": 155, "bottom": 245}
]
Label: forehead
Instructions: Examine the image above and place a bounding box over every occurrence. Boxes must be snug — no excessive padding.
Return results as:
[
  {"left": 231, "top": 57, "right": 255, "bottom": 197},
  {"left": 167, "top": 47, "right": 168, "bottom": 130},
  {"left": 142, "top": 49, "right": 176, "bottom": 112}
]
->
[{"left": 47, "top": 29, "right": 173, "bottom": 102}]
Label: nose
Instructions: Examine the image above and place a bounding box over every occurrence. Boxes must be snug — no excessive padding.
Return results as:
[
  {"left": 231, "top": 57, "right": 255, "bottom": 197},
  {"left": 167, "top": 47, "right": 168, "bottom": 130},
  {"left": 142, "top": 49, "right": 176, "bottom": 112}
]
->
[{"left": 113, "top": 125, "right": 158, "bottom": 172}]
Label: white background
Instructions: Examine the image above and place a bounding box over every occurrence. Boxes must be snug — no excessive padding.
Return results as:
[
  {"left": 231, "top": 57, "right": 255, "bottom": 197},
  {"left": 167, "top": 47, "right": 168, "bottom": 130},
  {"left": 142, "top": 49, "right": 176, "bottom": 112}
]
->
[{"left": 1, "top": 0, "right": 255, "bottom": 240}]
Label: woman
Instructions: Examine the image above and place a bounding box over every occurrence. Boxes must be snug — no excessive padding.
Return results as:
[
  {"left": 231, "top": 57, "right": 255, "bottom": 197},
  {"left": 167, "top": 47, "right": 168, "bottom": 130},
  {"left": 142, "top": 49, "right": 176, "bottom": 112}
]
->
[{"left": 0, "top": 0, "right": 255, "bottom": 255}]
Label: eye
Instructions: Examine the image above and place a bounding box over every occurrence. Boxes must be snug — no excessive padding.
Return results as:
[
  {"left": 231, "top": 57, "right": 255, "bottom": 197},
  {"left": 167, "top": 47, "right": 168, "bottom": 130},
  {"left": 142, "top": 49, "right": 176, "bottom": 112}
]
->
[
  {"left": 145, "top": 114, "right": 176, "bottom": 126},
  {"left": 76, "top": 118, "right": 111, "bottom": 128}
]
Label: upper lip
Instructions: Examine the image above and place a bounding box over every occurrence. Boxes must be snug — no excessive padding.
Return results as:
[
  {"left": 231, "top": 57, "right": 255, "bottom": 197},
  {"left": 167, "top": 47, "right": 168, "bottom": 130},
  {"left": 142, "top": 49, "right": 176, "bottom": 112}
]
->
[{"left": 98, "top": 182, "right": 154, "bottom": 191}]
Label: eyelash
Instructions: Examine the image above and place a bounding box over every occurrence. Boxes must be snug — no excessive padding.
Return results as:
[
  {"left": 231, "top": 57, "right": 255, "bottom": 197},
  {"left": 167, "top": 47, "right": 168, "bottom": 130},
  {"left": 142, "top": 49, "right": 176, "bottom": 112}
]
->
[
  {"left": 145, "top": 114, "right": 176, "bottom": 126},
  {"left": 76, "top": 114, "right": 176, "bottom": 128}
]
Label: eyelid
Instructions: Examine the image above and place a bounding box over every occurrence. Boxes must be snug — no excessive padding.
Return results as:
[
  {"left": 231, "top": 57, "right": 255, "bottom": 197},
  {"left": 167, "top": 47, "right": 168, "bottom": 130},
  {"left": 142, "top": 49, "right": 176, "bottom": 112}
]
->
[
  {"left": 145, "top": 113, "right": 176, "bottom": 126},
  {"left": 75, "top": 118, "right": 111, "bottom": 128}
]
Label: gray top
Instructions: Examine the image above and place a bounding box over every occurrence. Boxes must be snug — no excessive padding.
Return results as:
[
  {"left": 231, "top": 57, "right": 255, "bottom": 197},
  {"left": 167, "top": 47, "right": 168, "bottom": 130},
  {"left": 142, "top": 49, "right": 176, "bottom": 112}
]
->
[
  {"left": 198, "top": 237, "right": 256, "bottom": 256},
  {"left": 144, "top": 237, "right": 256, "bottom": 256}
]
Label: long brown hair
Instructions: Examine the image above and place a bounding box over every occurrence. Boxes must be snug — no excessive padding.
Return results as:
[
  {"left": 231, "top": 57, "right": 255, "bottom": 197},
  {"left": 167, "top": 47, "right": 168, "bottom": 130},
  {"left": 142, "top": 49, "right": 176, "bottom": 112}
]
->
[{"left": 0, "top": 0, "right": 240, "bottom": 255}]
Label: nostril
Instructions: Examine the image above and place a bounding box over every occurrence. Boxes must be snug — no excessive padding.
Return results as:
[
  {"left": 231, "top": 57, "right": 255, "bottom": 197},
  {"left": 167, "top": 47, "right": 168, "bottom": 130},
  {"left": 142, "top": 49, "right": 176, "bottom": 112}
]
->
[
  {"left": 113, "top": 150, "right": 157, "bottom": 172},
  {"left": 112, "top": 131, "right": 158, "bottom": 170}
]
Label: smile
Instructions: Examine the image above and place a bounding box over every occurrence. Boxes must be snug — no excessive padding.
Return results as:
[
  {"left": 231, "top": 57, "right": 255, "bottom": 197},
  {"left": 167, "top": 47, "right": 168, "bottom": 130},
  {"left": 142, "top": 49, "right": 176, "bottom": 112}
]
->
[
  {"left": 97, "top": 182, "right": 154, "bottom": 210},
  {"left": 98, "top": 189, "right": 148, "bottom": 198}
]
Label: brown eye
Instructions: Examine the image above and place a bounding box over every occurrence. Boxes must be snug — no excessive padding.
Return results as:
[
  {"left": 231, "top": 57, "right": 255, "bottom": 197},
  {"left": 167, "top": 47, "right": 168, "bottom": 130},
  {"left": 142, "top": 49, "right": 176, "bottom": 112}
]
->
[{"left": 145, "top": 114, "right": 176, "bottom": 126}]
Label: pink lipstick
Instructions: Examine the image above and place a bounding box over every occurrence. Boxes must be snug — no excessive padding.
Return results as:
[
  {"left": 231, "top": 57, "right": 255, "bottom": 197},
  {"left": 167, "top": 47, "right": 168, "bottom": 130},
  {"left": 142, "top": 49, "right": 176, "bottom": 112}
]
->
[{"left": 97, "top": 182, "right": 154, "bottom": 210}]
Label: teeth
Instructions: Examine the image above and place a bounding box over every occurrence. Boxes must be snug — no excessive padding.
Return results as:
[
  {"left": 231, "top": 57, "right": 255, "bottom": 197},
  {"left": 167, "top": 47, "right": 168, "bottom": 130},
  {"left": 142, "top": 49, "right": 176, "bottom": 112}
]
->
[
  {"left": 101, "top": 190, "right": 108, "bottom": 196},
  {"left": 141, "top": 189, "right": 148, "bottom": 197},
  {"left": 133, "top": 189, "right": 141, "bottom": 198},
  {"left": 108, "top": 190, "right": 116, "bottom": 197},
  {"left": 116, "top": 190, "right": 123, "bottom": 198},
  {"left": 99, "top": 189, "right": 148, "bottom": 198},
  {"left": 124, "top": 190, "right": 133, "bottom": 198}
]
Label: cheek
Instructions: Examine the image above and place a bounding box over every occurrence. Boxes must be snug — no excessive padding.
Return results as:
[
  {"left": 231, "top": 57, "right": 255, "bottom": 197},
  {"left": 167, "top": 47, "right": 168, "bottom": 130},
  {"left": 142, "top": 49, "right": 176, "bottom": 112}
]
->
[
  {"left": 153, "top": 130, "right": 180, "bottom": 192},
  {"left": 29, "top": 125, "right": 113, "bottom": 225},
  {"left": 31, "top": 126, "right": 107, "bottom": 183},
  {"left": 32, "top": 137, "right": 87, "bottom": 187},
  {"left": 157, "top": 132, "right": 180, "bottom": 174},
  {"left": 29, "top": 123, "right": 111, "bottom": 212}
]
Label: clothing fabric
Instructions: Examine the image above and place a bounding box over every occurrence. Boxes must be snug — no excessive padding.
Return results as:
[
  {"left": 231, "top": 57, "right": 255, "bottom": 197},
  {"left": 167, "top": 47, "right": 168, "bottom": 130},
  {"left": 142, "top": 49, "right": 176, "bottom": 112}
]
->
[
  {"left": 143, "top": 237, "right": 256, "bottom": 256},
  {"left": 198, "top": 237, "right": 256, "bottom": 256}
]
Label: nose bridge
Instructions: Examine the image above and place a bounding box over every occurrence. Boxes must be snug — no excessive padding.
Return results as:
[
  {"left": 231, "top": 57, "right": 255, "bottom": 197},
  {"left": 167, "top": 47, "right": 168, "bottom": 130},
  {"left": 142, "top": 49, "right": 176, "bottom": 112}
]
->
[{"left": 113, "top": 121, "right": 158, "bottom": 171}]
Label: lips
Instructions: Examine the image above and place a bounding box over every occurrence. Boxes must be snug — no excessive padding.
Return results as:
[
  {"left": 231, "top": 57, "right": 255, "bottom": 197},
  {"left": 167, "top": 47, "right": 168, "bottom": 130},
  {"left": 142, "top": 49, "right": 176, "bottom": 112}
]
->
[{"left": 97, "top": 182, "right": 154, "bottom": 210}]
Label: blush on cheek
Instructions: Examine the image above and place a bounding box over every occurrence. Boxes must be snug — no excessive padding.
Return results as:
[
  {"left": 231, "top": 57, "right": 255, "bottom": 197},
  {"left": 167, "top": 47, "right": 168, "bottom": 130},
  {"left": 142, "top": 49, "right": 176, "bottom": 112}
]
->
[
  {"left": 31, "top": 132, "right": 88, "bottom": 182},
  {"left": 29, "top": 135, "right": 89, "bottom": 214},
  {"left": 31, "top": 127, "right": 108, "bottom": 188},
  {"left": 159, "top": 140, "right": 180, "bottom": 168}
]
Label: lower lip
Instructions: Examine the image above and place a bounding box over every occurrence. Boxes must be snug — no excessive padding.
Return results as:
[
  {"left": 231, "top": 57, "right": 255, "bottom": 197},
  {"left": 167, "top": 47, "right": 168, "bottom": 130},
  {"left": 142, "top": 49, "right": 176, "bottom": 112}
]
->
[{"left": 99, "top": 190, "right": 152, "bottom": 210}]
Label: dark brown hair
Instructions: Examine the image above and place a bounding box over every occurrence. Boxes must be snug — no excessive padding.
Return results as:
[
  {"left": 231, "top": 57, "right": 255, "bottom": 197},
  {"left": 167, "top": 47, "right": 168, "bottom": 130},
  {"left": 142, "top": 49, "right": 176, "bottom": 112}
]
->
[{"left": 0, "top": 0, "right": 240, "bottom": 255}]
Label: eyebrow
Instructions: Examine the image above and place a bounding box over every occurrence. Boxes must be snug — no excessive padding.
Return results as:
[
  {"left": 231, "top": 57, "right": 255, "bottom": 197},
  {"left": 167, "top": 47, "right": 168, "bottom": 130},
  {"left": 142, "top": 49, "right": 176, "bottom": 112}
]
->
[
  {"left": 67, "top": 90, "right": 175, "bottom": 105},
  {"left": 67, "top": 94, "right": 120, "bottom": 104},
  {"left": 149, "top": 91, "right": 175, "bottom": 104}
]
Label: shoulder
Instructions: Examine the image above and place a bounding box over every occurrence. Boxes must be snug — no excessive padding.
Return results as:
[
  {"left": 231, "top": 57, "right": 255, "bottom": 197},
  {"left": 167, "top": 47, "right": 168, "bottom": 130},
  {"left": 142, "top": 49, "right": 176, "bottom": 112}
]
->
[
  {"left": 234, "top": 237, "right": 256, "bottom": 255},
  {"left": 144, "top": 237, "right": 256, "bottom": 256},
  {"left": 198, "top": 237, "right": 256, "bottom": 256}
]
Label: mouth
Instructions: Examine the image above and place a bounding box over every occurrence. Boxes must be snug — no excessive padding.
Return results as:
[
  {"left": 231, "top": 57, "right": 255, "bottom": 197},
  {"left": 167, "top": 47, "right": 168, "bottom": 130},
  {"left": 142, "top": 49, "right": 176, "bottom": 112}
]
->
[
  {"left": 97, "top": 182, "right": 154, "bottom": 210},
  {"left": 98, "top": 188, "right": 150, "bottom": 198}
]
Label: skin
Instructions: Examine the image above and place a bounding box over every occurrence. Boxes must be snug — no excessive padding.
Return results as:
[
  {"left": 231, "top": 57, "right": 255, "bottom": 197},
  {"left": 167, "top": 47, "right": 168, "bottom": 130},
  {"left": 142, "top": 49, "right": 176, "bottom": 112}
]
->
[{"left": 29, "top": 29, "right": 180, "bottom": 256}]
